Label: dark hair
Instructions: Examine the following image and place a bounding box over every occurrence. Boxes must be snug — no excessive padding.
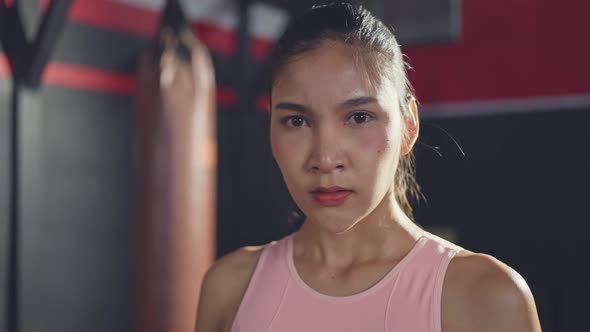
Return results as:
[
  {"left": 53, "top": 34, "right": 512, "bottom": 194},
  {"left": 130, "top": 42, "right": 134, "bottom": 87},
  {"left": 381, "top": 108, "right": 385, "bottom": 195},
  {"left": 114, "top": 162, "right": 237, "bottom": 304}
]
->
[{"left": 271, "top": 1, "right": 421, "bottom": 221}]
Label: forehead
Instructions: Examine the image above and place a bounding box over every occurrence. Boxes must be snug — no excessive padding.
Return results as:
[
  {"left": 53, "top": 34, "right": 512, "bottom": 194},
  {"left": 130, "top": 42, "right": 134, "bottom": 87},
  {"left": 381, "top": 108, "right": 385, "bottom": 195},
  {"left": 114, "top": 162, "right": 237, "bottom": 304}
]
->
[{"left": 272, "top": 40, "right": 390, "bottom": 104}]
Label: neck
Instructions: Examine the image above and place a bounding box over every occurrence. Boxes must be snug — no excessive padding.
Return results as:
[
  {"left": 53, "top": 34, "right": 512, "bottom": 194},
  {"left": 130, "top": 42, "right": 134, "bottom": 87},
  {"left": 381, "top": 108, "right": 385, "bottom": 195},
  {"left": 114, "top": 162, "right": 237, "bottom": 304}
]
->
[{"left": 294, "top": 192, "right": 424, "bottom": 267}]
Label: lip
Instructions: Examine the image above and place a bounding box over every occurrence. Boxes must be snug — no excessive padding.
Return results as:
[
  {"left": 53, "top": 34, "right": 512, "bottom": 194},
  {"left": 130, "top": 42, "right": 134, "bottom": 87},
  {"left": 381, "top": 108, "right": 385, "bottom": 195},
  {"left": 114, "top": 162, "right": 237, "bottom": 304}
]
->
[
  {"left": 311, "top": 188, "right": 352, "bottom": 207},
  {"left": 311, "top": 186, "right": 350, "bottom": 193}
]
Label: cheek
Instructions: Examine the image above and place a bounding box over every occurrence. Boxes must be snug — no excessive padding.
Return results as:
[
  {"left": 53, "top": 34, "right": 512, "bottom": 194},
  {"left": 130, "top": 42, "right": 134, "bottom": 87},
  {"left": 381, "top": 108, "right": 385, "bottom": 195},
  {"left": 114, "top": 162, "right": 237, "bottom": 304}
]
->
[
  {"left": 376, "top": 138, "right": 391, "bottom": 157},
  {"left": 270, "top": 126, "right": 305, "bottom": 171},
  {"left": 270, "top": 123, "right": 286, "bottom": 160},
  {"left": 356, "top": 126, "right": 398, "bottom": 161},
  {"left": 354, "top": 125, "right": 401, "bottom": 190}
]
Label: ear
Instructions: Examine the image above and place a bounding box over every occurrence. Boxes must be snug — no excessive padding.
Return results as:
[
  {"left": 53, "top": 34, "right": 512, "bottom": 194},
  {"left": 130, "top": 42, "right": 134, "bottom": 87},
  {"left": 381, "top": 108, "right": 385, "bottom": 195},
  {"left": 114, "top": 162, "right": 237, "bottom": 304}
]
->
[{"left": 401, "top": 96, "right": 419, "bottom": 156}]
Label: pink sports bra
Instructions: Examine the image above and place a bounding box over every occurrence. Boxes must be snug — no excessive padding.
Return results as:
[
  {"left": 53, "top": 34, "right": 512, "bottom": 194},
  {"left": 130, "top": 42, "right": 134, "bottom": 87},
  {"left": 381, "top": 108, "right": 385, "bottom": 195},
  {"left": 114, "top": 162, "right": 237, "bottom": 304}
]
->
[{"left": 231, "top": 231, "right": 461, "bottom": 332}]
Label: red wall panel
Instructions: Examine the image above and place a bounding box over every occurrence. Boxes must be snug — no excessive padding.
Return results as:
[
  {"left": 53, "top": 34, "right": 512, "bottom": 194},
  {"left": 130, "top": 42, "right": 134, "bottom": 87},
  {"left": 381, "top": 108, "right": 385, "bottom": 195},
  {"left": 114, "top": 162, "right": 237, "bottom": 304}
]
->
[{"left": 404, "top": 0, "right": 590, "bottom": 103}]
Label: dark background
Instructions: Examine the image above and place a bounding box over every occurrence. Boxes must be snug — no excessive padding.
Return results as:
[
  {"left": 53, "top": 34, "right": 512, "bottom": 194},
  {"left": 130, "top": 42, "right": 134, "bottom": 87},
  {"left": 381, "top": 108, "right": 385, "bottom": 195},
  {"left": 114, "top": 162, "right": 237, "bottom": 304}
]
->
[{"left": 1, "top": 0, "right": 589, "bottom": 331}]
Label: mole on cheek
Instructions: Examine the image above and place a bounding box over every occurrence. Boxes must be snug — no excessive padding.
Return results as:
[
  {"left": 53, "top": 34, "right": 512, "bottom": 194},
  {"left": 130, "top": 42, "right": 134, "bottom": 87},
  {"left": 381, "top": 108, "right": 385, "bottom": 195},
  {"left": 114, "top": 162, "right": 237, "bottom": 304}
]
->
[
  {"left": 376, "top": 139, "right": 393, "bottom": 158},
  {"left": 364, "top": 133, "right": 389, "bottom": 156}
]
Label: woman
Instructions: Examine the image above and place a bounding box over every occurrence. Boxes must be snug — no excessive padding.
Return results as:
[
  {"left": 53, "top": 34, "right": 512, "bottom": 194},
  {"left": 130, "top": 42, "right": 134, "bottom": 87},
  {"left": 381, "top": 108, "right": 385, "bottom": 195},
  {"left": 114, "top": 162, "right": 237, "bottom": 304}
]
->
[{"left": 196, "top": 2, "right": 542, "bottom": 331}]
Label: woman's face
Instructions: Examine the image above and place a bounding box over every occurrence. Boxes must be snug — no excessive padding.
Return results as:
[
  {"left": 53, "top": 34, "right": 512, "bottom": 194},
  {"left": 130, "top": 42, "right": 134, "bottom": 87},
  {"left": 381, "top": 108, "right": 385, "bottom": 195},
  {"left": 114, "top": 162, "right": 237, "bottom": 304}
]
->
[{"left": 270, "top": 40, "right": 406, "bottom": 234}]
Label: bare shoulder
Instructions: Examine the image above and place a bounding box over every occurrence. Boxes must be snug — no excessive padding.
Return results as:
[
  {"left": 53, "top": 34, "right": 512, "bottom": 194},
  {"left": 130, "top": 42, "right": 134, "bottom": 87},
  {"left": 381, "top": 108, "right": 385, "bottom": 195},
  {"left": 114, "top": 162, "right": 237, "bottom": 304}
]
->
[
  {"left": 195, "top": 245, "right": 265, "bottom": 332},
  {"left": 441, "top": 250, "right": 542, "bottom": 332}
]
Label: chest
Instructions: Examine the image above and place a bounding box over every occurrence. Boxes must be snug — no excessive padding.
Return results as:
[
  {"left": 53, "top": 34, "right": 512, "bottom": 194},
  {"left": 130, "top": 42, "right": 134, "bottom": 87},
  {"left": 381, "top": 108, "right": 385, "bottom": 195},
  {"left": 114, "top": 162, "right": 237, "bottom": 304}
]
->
[
  {"left": 232, "top": 273, "right": 440, "bottom": 332},
  {"left": 293, "top": 259, "right": 404, "bottom": 297}
]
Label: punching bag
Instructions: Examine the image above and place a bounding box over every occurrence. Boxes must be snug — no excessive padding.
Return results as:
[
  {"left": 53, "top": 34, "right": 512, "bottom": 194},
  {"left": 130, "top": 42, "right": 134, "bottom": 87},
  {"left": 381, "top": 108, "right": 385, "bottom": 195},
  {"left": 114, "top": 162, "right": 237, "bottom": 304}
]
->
[{"left": 135, "top": 0, "right": 217, "bottom": 331}]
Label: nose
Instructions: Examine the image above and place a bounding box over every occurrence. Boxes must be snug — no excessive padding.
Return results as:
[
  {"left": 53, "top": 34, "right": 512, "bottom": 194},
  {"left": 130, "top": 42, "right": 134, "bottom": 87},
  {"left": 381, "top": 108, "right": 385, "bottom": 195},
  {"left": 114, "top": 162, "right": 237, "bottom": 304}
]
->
[{"left": 307, "top": 128, "right": 346, "bottom": 174}]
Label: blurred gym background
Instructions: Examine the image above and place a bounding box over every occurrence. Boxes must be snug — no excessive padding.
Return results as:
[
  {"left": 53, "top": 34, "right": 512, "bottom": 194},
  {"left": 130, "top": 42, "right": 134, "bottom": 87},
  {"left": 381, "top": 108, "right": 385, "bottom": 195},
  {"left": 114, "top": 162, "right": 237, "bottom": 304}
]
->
[{"left": 1, "top": 0, "right": 589, "bottom": 331}]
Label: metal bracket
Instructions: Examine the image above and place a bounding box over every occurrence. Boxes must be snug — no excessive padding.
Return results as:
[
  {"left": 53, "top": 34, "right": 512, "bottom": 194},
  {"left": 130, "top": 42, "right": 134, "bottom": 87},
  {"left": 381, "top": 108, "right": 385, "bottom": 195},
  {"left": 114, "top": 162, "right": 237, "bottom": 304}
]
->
[{"left": 0, "top": 0, "right": 71, "bottom": 86}]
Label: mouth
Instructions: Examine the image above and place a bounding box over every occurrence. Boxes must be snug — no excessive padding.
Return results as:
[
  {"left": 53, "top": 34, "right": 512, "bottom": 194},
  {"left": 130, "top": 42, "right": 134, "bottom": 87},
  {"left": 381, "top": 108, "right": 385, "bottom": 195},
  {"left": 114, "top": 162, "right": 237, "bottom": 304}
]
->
[
  {"left": 310, "top": 186, "right": 353, "bottom": 206},
  {"left": 310, "top": 186, "right": 351, "bottom": 193}
]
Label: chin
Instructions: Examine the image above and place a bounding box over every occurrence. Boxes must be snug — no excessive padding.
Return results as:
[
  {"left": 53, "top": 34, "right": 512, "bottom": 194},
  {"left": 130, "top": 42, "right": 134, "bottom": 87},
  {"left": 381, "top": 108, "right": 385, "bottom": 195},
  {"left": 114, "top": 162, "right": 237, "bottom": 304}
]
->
[{"left": 307, "top": 212, "right": 360, "bottom": 234}]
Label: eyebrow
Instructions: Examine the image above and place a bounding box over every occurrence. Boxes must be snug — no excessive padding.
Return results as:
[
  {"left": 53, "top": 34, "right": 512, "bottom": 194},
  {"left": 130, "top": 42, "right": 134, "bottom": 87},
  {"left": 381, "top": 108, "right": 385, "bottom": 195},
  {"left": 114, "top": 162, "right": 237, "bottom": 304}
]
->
[
  {"left": 339, "top": 96, "right": 379, "bottom": 109},
  {"left": 273, "top": 96, "right": 378, "bottom": 113},
  {"left": 273, "top": 102, "right": 310, "bottom": 113}
]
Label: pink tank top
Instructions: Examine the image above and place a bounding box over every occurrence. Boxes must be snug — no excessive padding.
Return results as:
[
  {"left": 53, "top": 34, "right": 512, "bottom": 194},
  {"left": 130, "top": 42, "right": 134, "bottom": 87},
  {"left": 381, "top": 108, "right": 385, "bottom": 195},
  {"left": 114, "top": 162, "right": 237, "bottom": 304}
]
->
[{"left": 231, "top": 231, "right": 461, "bottom": 332}]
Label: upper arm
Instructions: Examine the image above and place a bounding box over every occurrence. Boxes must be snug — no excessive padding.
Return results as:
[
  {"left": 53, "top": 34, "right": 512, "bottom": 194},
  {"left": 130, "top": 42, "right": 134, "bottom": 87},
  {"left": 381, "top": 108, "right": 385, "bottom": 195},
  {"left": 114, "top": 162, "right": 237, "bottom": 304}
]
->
[
  {"left": 195, "top": 246, "right": 264, "bottom": 332},
  {"left": 442, "top": 253, "right": 542, "bottom": 332},
  {"left": 195, "top": 260, "right": 230, "bottom": 332}
]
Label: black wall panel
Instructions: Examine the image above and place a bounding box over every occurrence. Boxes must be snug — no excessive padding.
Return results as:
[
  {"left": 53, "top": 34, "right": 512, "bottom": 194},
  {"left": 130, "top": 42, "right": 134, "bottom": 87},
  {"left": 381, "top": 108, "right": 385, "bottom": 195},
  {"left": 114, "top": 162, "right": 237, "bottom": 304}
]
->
[
  {"left": 0, "top": 78, "right": 11, "bottom": 332},
  {"left": 414, "top": 109, "right": 590, "bottom": 332},
  {"left": 17, "top": 87, "right": 135, "bottom": 332}
]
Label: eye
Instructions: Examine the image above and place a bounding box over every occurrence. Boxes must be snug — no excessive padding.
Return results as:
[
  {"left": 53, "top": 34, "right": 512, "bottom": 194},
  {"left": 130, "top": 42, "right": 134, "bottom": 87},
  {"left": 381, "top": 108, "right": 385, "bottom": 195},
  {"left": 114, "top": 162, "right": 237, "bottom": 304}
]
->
[
  {"left": 280, "top": 115, "right": 309, "bottom": 128},
  {"left": 347, "top": 112, "right": 375, "bottom": 125}
]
